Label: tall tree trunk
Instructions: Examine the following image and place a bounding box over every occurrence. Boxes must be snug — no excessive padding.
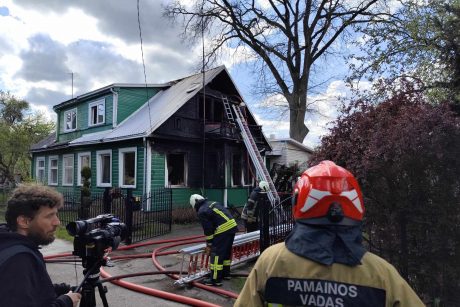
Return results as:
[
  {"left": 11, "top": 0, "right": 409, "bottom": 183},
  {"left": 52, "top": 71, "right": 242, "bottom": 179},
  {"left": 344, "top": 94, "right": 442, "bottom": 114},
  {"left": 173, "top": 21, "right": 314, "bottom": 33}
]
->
[{"left": 288, "top": 94, "right": 309, "bottom": 143}]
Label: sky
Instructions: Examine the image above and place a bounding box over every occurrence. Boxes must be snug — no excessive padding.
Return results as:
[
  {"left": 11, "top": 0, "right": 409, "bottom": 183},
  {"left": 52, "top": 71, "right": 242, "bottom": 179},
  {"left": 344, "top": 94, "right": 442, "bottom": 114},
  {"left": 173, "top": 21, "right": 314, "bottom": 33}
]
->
[{"left": 0, "top": 0, "right": 354, "bottom": 149}]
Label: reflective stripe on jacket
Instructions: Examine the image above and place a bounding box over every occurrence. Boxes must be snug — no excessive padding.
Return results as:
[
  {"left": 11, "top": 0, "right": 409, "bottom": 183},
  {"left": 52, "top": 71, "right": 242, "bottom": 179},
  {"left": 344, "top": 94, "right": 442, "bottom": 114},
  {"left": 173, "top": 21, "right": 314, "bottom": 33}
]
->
[
  {"left": 234, "top": 243, "right": 425, "bottom": 307},
  {"left": 197, "top": 201, "right": 237, "bottom": 244}
]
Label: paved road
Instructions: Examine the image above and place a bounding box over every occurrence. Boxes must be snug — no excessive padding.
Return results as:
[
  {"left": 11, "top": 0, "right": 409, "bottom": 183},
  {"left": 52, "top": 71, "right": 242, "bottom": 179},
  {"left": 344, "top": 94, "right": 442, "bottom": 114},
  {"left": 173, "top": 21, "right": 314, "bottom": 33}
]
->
[{"left": 44, "top": 224, "right": 247, "bottom": 307}]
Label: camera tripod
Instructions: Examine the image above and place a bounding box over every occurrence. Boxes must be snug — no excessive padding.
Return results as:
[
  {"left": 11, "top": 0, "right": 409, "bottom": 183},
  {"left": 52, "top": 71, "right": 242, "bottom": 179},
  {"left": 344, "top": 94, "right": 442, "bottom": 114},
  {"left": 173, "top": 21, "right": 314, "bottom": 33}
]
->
[{"left": 75, "top": 257, "right": 109, "bottom": 307}]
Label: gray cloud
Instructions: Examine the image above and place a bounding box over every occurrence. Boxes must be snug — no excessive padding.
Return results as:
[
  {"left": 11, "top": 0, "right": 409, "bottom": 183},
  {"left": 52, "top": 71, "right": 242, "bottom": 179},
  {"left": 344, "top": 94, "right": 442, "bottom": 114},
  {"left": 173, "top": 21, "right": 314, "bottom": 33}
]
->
[
  {"left": 15, "top": 34, "right": 70, "bottom": 82},
  {"left": 66, "top": 39, "right": 196, "bottom": 95},
  {"left": 146, "top": 49, "right": 196, "bottom": 82},
  {"left": 25, "top": 87, "right": 68, "bottom": 108},
  {"left": 11, "top": 1, "right": 190, "bottom": 51},
  {"left": 65, "top": 39, "right": 144, "bottom": 94},
  {"left": 5, "top": 1, "right": 204, "bottom": 114},
  {"left": 0, "top": 36, "right": 14, "bottom": 57}
]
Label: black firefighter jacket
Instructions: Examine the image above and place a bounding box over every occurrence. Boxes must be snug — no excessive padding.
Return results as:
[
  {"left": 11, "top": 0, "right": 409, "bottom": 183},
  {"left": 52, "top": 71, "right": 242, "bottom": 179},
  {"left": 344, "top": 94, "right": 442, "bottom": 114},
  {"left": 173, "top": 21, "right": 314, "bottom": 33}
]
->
[{"left": 196, "top": 200, "right": 238, "bottom": 244}]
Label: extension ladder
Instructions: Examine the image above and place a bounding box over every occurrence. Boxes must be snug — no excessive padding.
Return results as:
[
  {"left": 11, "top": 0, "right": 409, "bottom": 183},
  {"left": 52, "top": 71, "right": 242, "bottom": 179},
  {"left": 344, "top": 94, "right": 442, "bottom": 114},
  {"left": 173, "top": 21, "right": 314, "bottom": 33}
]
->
[
  {"left": 221, "top": 97, "right": 280, "bottom": 206},
  {"left": 175, "top": 231, "right": 260, "bottom": 285}
]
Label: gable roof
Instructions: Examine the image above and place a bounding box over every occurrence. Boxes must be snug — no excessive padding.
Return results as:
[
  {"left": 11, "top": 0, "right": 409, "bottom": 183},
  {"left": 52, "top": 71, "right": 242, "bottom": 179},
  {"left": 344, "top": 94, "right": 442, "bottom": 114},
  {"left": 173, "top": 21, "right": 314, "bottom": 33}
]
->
[
  {"left": 31, "top": 65, "right": 270, "bottom": 151},
  {"left": 53, "top": 83, "right": 168, "bottom": 111},
  {"left": 68, "top": 66, "right": 238, "bottom": 146},
  {"left": 267, "top": 138, "right": 314, "bottom": 155}
]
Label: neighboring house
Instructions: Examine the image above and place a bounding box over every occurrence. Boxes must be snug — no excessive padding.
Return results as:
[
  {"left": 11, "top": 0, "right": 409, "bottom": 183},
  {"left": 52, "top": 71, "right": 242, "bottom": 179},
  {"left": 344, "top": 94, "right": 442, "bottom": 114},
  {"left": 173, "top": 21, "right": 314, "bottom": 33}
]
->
[
  {"left": 266, "top": 136, "right": 314, "bottom": 170},
  {"left": 30, "top": 66, "right": 271, "bottom": 209}
]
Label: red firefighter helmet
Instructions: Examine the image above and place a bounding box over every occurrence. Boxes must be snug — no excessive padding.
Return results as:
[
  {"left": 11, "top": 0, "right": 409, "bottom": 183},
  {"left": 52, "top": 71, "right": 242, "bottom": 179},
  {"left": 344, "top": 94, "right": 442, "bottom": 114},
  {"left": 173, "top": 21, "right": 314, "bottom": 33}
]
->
[{"left": 292, "top": 160, "right": 364, "bottom": 225}]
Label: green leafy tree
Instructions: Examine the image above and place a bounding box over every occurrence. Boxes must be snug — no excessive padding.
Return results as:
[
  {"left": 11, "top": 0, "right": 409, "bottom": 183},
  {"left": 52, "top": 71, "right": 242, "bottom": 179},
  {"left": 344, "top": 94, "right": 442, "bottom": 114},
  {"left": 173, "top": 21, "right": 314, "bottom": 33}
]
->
[
  {"left": 165, "top": 0, "right": 390, "bottom": 142},
  {"left": 311, "top": 80, "right": 460, "bottom": 304},
  {"left": 0, "top": 91, "right": 54, "bottom": 184},
  {"left": 349, "top": 0, "right": 460, "bottom": 103}
]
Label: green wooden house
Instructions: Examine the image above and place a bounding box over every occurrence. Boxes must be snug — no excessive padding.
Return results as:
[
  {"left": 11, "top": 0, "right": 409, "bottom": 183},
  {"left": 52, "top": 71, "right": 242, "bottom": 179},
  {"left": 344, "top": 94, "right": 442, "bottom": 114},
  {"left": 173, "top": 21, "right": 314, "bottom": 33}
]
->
[{"left": 30, "top": 66, "right": 271, "bottom": 210}]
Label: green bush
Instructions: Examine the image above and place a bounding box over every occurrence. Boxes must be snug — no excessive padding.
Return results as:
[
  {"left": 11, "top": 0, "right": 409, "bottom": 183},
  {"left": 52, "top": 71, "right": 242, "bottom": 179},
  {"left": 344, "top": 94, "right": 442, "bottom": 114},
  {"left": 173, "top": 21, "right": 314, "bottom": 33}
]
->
[{"left": 81, "top": 166, "right": 91, "bottom": 197}]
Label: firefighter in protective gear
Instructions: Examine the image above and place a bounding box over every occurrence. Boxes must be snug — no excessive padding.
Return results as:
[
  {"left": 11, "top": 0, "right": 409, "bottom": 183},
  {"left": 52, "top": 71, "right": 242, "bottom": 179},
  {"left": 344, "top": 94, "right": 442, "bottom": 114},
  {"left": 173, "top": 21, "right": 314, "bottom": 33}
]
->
[
  {"left": 235, "top": 161, "right": 424, "bottom": 306},
  {"left": 190, "top": 194, "right": 238, "bottom": 286},
  {"left": 241, "top": 181, "right": 269, "bottom": 232}
]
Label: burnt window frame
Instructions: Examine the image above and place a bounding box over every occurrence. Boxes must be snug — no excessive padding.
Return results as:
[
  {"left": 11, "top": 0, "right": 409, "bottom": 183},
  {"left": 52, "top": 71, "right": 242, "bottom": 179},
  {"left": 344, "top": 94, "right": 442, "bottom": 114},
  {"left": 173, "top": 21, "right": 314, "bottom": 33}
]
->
[{"left": 165, "top": 152, "right": 188, "bottom": 187}]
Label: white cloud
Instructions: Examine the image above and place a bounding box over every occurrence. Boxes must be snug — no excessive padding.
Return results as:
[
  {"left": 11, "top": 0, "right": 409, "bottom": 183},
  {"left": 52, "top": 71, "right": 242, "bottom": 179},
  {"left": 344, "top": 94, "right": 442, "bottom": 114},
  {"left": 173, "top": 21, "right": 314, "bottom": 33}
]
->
[
  {"left": 0, "top": 0, "right": 199, "bottom": 113},
  {"left": 0, "top": 0, "right": 364, "bottom": 150}
]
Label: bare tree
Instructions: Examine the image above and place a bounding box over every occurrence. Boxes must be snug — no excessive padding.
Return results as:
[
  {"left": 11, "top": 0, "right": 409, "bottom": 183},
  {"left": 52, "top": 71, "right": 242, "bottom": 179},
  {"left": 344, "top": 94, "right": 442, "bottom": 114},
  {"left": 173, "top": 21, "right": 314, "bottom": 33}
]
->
[{"left": 165, "top": 0, "right": 388, "bottom": 142}]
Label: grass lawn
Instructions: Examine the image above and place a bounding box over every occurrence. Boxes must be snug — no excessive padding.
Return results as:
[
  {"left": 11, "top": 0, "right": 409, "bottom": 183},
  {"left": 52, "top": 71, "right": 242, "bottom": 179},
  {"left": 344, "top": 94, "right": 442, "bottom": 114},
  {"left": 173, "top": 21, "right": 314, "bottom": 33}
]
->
[
  {"left": 55, "top": 225, "right": 74, "bottom": 242},
  {"left": 0, "top": 206, "right": 5, "bottom": 223}
]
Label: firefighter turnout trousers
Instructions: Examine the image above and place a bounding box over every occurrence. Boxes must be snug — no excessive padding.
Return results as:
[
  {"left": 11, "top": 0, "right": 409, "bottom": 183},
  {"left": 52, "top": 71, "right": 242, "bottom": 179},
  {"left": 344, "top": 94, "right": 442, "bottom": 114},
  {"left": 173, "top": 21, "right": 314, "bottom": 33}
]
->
[{"left": 209, "top": 231, "right": 235, "bottom": 282}]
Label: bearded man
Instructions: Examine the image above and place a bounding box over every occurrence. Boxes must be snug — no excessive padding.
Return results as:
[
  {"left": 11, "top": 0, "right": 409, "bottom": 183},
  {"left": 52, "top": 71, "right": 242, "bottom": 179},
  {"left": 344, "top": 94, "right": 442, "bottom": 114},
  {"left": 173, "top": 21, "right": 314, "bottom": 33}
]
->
[{"left": 0, "top": 184, "right": 81, "bottom": 307}]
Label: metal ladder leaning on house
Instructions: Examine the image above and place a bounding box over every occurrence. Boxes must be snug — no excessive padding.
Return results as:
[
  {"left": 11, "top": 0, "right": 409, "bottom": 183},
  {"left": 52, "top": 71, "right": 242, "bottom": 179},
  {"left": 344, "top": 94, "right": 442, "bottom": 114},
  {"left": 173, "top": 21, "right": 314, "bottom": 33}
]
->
[{"left": 222, "top": 96, "right": 280, "bottom": 207}]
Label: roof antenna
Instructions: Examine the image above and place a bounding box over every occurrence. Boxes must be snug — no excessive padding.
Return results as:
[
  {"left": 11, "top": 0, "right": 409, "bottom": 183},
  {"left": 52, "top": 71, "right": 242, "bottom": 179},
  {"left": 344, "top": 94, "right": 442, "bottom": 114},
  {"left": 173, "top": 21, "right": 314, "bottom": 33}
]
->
[{"left": 68, "top": 72, "right": 75, "bottom": 98}]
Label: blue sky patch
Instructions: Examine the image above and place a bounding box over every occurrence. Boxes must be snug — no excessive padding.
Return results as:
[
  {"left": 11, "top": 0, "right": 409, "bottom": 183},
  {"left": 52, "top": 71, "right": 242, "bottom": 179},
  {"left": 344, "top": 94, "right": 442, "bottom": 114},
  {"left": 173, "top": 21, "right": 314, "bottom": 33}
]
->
[{"left": 0, "top": 7, "right": 9, "bottom": 16}]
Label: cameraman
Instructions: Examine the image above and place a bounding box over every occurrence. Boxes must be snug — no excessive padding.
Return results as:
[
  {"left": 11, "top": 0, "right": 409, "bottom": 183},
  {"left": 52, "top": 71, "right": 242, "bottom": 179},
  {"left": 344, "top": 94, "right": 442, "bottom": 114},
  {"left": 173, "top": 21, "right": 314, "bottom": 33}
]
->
[{"left": 0, "top": 184, "right": 81, "bottom": 307}]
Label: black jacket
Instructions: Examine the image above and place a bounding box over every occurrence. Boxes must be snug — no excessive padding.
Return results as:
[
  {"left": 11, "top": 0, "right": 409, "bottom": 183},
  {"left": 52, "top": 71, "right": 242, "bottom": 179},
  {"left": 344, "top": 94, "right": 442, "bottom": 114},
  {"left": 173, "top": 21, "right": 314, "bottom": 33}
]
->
[
  {"left": 0, "top": 224, "right": 73, "bottom": 307},
  {"left": 195, "top": 200, "right": 238, "bottom": 245}
]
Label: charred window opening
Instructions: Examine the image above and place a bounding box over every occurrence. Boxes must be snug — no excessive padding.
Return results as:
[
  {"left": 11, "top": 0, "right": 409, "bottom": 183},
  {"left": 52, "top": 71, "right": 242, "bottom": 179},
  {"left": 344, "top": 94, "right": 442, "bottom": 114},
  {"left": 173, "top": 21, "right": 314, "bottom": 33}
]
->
[
  {"left": 242, "top": 154, "right": 253, "bottom": 186},
  {"left": 167, "top": 153, "right": 187, "bottom": 186},
  {"left": 199, "top": 96, "right": 223, "bottom": 122},
  {"left": 205, "top": 152, "right": 223, "bottom": 188},
  {"left": 232, "top": 154, "right": 242, "bottom": 186}
]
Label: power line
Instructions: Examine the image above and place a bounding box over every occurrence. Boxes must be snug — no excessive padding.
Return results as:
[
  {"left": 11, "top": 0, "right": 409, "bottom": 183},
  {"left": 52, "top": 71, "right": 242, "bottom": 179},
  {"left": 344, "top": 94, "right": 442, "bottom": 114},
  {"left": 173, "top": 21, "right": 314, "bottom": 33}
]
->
[
  {"left": 201, "top": 0, "right": 206, "bottom": 194},
  {"left": 137, "top": 0, "right": 152, "bottom": 131}
]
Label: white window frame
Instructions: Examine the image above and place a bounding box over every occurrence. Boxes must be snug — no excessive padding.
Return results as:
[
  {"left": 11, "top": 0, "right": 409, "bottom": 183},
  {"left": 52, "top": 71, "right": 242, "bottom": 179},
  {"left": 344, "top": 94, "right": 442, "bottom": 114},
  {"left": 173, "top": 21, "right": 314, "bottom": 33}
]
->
[
  {"left": 77, "top": 152, "right": 91, "bottom": 186},
  {"left": 64, "top": 108, "right": 77, "bottom": 132},
  {"left": 165, "top": 153, "right": 188, "bottom": 187},
  {"left": 36, "top": 157, "right": 45, "bottom": 183},
  {"left": 48, "top": 156, "right": 59, "bottom": 186},
  {"left": 119, "top": 147, "right": 137, "bottom": 188},
  {"left": 96, "top": 150, "right": 112, "bottom": 187},
  {"left": 62, "top": 154, "right": 74, "bottom": 186},
  {"left": 88, "top": 99, "right": 105, "bottom": 127}
]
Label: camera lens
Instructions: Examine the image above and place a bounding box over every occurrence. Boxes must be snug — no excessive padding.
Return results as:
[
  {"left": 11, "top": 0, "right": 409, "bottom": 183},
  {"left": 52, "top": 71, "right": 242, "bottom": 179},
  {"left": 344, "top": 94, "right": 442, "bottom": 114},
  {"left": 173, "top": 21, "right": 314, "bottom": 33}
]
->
[{"left": 66, "top": 220, "right": 88, "bottom": 236}]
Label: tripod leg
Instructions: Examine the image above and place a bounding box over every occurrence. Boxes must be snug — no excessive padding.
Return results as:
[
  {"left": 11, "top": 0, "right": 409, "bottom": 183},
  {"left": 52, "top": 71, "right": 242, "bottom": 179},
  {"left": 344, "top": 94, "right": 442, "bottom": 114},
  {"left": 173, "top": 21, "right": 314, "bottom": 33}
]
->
[
  {"left": 79, "top": 282, "right": 96, "bottom": 307},
  {"left": 96, "top": 282, "right": 109, "bottom": 307}
]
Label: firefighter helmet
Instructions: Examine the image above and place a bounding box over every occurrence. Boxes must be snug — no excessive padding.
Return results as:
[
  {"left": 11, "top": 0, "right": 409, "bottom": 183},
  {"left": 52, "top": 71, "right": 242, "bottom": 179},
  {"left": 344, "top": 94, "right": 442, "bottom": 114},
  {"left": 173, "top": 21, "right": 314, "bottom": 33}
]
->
[
  {"left": 258, "top": 180, "right": 269, "bottom": 192},
  {"left": 189, "top": 194, "right": 205, "bottom": 209},
  {"left": 292, "top": 160, "right": 364, "bottom": 225}
]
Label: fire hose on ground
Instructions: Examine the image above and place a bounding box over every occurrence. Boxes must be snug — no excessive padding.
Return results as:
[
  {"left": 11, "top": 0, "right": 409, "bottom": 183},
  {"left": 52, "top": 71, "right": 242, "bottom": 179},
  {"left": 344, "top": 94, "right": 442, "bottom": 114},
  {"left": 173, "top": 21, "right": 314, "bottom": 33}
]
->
[{"left": 45, "top": 235, "right": 250, "bottom": 306}]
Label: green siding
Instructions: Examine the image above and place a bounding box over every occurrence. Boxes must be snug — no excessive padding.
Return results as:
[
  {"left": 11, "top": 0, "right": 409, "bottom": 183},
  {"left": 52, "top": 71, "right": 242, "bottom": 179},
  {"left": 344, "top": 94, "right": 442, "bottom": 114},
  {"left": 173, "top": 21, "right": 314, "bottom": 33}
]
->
[
  {"left": 205, "top": 189, "right": 224, "bottom": 204},
  {"left": 55, "top": 87, "right": 159, "bottom": 143},
  {"left": 112, "top": 148, "right": 119, "bottom": 187},
  {"left": 171, "top": 188, "right": 200, "bottom": 208},
  {"left": 117, "top": 88, "right": 158, "bottom": 124},
  {"left": 151, "top": 151, "right": 165, "bottom": 188},
  {"left": 57, "top": 95, "right": 113, "bottom": 142},
  {"left": 169, "top": 188, "right": 249, "bottom": 209},
  {"left": 227, "top": 188, "right": 249, "bottom": 207},
  {"left": 30, "top": 141, "right": 144, "bottom": 195},
  {"left": 135, "top": 146, "right": 144, "bottom": 195}
]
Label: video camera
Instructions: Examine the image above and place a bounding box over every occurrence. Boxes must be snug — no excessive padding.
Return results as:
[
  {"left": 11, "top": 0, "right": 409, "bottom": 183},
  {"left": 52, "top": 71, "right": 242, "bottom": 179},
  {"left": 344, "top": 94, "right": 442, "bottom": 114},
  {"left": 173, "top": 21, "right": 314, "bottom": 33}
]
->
[
  {"left": 66, "top": 214, "right": 126, "bottom": 307},
  {"left": 66, "top": 214, "right": 127, "bottom": 266}
]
